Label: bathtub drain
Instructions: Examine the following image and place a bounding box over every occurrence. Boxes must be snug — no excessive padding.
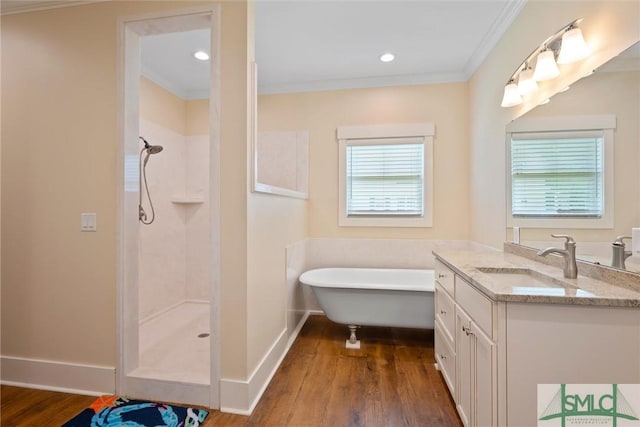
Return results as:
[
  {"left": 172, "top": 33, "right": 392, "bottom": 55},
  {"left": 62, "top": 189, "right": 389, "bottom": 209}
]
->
[{"left": 197, "top": 333, "right": 210, "bottom": 338}]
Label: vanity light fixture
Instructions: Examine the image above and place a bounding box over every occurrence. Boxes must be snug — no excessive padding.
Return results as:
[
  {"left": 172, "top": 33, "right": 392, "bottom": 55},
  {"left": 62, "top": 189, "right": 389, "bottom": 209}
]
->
[
  {"left": 194, "top": 50, "right": 210, "bottom": 61},
  {"left": 517, "top": 65, "right": 538, "bottom": 96},
  {"left": 380, "top": 53, "right": 395, "bottom": 63},
  {"left": 557, "top": 25, "right": 590, "bottom": 64},
  {"left": 533, "top": 48, "right": 560, "bottom": 81},
  {"left": 501, "top": 79, "right": 523, "bottom": 107},
  {"left": 500, "top": 18, "right": 590, "bottom": 108}
]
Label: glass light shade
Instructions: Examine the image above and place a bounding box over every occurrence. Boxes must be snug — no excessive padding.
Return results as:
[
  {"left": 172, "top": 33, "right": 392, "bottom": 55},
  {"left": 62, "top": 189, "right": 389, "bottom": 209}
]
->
[
  {"left": 501, "top": 82, "right": 522, "bottom": 107},
  {"left": 517, "top": 68, "right": 538, "bottom": 96},
  {"left": 533, "top": 49, "right": 560, "bottom": 81},
  {"left": 557, "top": 27, "right": 589, "bottom": 64}
]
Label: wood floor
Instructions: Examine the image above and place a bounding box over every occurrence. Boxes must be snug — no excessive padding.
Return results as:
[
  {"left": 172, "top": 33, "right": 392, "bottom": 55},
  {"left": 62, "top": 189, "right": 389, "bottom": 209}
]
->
[{"left": 1, "top": 315, "right": 461, "bottom": 426}]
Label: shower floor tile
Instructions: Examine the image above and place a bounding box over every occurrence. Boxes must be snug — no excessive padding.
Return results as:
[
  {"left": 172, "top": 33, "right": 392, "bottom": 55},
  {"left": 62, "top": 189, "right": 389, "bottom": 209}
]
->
[{"left": 130, "top": 301, "right": 210, "bottom": 384}]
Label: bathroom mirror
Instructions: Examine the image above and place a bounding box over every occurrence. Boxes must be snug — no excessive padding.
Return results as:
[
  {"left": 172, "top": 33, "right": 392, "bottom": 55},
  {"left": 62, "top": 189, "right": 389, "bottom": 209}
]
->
[
  {"left": 253, "top": 129, "right": 309, "bottom": 199},
  {"left": 251, "top": 64, "right": 309, "bottom": 200},
  {"left": 505, "top": 41, "right": 640, "bottom": 272}
]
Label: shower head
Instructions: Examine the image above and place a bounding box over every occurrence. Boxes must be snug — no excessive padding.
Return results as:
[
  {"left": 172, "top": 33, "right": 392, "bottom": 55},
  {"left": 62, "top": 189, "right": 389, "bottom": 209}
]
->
[
  {"left": 146, "top": 145, "right": 163, "bottom": 154},
  {"left": 139, "top": 136, "right": 163, "bottom": 154}
]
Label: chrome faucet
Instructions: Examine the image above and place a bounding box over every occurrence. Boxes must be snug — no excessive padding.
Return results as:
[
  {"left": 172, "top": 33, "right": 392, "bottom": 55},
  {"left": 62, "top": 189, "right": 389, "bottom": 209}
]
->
[
  {"left": 537, "top": 234, "right": 578, "bottom": 279},
  {"left": 611, "top": 236, "right": 632, "bottom": 270}
]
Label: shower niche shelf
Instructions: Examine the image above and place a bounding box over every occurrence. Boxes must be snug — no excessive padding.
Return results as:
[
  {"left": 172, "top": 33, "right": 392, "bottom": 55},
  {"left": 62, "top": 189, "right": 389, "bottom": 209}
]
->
[{"left": 171, "top": 195, "right": 204, "bottom": 204}]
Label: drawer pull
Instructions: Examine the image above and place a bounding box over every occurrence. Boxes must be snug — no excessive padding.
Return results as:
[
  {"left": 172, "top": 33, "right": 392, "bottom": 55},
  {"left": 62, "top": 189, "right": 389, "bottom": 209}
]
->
[
  {"left": 440, "top": 309, "right": 446, "bottom": 315},
  {"left": 462, "top": 325, "right": 474, "bottom": 337},
  {"left": 439, "top": 354, "right": 446, "bottom": 361},
  {"left": 438, "top": 273, "right": 446, "bottom": 278}
]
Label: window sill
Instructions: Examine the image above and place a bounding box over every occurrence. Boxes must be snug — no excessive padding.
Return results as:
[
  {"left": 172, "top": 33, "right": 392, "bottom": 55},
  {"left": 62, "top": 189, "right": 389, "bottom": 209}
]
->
[
  {"left": 339, "top": 215, "right": 432, "bottom": 228},
  {"left": 508, "top": 215, "right": 613, "bottom": 229}
]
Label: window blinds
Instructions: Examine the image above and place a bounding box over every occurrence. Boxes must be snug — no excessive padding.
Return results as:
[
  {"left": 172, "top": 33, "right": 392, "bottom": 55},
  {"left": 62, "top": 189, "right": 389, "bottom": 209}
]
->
[
  {"left": 346, "top": 140, "right": 424, "bottom": 216},
  {"left": 511, "top": 132, "right": 603, "bottom": 217}
]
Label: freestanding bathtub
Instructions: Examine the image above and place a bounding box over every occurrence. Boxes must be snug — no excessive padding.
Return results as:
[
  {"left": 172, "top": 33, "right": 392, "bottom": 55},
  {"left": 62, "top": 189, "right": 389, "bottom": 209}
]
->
[{"left": 299, "top": 268, "right": 435, "bottom": 343}]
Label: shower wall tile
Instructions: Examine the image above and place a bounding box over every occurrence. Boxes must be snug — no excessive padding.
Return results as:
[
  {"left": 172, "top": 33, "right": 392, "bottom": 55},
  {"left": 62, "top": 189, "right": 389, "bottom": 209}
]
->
[
  {"left": 185, "top": 134, "right": 211, "bottom": 301},
  {"left": 139, "top": 119, "right": 188, "bottom": 320}
]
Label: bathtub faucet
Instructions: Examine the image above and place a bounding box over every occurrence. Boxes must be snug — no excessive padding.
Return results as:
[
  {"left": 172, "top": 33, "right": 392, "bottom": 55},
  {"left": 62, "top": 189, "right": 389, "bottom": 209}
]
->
[{"left": 537, "top": 234, "right": 578, "bottom": 279}]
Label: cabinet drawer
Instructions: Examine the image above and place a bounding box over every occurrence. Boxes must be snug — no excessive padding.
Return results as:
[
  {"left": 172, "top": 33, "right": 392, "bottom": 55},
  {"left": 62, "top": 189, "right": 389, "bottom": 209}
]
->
[
  {"left": 435, "top": 320, "right": 456, "bottom": 398},
  {"left": 435, "top": 284, "right": 455, "bottom": 345},
  {"left": 435, "top": 259, "right": 455, "bottom": 296},
  {"left": 455, "top": 276, "right": 494, "bottom": 338}
]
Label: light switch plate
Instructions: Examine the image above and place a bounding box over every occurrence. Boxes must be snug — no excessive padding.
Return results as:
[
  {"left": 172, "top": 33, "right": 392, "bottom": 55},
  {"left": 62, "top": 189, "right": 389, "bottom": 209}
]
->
[{"left": 81, "top": 213, "right": 97, "bottom": 232}]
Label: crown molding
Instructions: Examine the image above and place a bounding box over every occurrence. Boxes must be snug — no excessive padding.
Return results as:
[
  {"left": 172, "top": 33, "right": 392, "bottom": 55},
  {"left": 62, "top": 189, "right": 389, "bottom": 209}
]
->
[
  {"left": 463, "top": 0, "right": 528, "bottom": 79},
  {"left": 258, "top": 71, "right": 467, "bottom": 95},
  {"left": 0, "top": 0, "right": 109, "bottom": 15}
]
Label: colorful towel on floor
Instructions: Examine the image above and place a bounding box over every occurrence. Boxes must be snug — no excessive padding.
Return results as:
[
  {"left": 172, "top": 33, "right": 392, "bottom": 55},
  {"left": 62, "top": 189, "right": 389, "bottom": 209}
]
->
[{"left": 62, "top": 395, "right": 209, "bottom": 427}]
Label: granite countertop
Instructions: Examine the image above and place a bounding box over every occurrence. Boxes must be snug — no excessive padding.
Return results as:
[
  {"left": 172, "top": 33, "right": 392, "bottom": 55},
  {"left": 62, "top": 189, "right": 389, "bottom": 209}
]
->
[{"left": 433, "top": 250, "right": 640, "bottom": 307}]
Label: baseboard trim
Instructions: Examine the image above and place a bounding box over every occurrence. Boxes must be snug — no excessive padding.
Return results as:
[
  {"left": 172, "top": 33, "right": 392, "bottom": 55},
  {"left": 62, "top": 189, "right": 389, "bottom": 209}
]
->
[
  {"left": 220, "top": 309, "right": 313, "bottom": 415},
  {"left": 1, "top": 356, "right": 115, "bottom": 395},
  {"left": 287, "top": 310, "right": 310, "bottom": 349},
  {"left": 220, "top": 327, "right": 287, "bottom": 415}
]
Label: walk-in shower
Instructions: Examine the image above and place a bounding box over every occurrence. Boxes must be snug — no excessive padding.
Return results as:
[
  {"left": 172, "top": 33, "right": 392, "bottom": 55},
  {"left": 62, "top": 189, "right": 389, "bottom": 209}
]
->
[
  {"left": 138, "top": 136, "right": 163, "bottom": 225},
  {"left": 120, "top": 14, "right": 215, "bottom": 407}
]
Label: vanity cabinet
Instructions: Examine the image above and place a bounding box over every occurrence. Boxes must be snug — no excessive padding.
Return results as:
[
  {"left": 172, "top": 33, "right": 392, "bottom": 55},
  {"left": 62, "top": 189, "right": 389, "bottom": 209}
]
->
[
  {"left": 434, "top": 287, "right": 456, "bottom": 396},
  {"left": 434, "top": 260, "right": 457, "bottom": 398},
  {"left": 434, "top": 252, "right": 640, "bottom": 427},
  {"left": 435, "top": 260, "right": 497, "bottom": 427}
]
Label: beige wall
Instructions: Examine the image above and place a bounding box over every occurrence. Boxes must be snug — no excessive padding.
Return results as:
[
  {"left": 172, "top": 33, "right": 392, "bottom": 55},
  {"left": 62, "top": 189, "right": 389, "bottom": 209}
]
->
[
  {"left": 469, "top": 0, "right": 640, "bottom": 249},
  {"left": 1, "top": 0, "right": 252, "bottom": 384},
  {"left": 140, "top": 76, "right": 187, "bottom": 135},
  {"left": 140, "top": 76, "right": 209, "bottom": 135},
  {"left": 258, "top": 82, "right": 470, "bottom": 239}
]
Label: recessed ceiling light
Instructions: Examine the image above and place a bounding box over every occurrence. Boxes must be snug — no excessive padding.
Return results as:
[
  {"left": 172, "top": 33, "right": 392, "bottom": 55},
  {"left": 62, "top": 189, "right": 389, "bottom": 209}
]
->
[
  {"left": 194, "top": 51, "right": 210, "bottom": 61},
  {"left": 380, "top": 53, "right": 395, "bottom": 63}
]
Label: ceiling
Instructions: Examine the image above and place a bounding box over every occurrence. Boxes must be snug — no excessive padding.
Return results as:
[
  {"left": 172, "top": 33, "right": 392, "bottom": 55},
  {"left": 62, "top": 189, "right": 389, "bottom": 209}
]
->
[
  {"left": 1, "top": 0, "right": 526, "bottom": 99},
  {"left": 255, "top": 0, "right": 524, "bottom": 94}
]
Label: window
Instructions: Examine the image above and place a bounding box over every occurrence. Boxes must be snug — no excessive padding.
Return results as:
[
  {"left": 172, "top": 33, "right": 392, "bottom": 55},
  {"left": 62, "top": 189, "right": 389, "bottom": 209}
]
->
[
  {"left": 338, "top": 123, "right": 434, "bottom": 227},
  {"left": 506, "top": 115, "right": 615, "bottom": 228}
]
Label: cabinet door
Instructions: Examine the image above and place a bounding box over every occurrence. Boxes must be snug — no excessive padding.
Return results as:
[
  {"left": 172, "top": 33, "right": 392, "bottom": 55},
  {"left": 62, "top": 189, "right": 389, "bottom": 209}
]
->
[
  {"left": 473, "top": 321, "right": 496, "bottom": 427},
  {"left": 436, "top": 284, "right": 456, "bottom": 343},
  {"left": 456, "top": 307, "right": 472, "bottom": 427},
  {"left": 435, "top": 320, "right": 456, "bottom": 398}
]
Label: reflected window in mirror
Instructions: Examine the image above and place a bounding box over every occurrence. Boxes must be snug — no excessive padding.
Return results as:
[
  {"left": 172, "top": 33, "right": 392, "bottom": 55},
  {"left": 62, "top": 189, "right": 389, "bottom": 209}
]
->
[{"left": 506, "top": 115, "right": 615, "bottom": 229}]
